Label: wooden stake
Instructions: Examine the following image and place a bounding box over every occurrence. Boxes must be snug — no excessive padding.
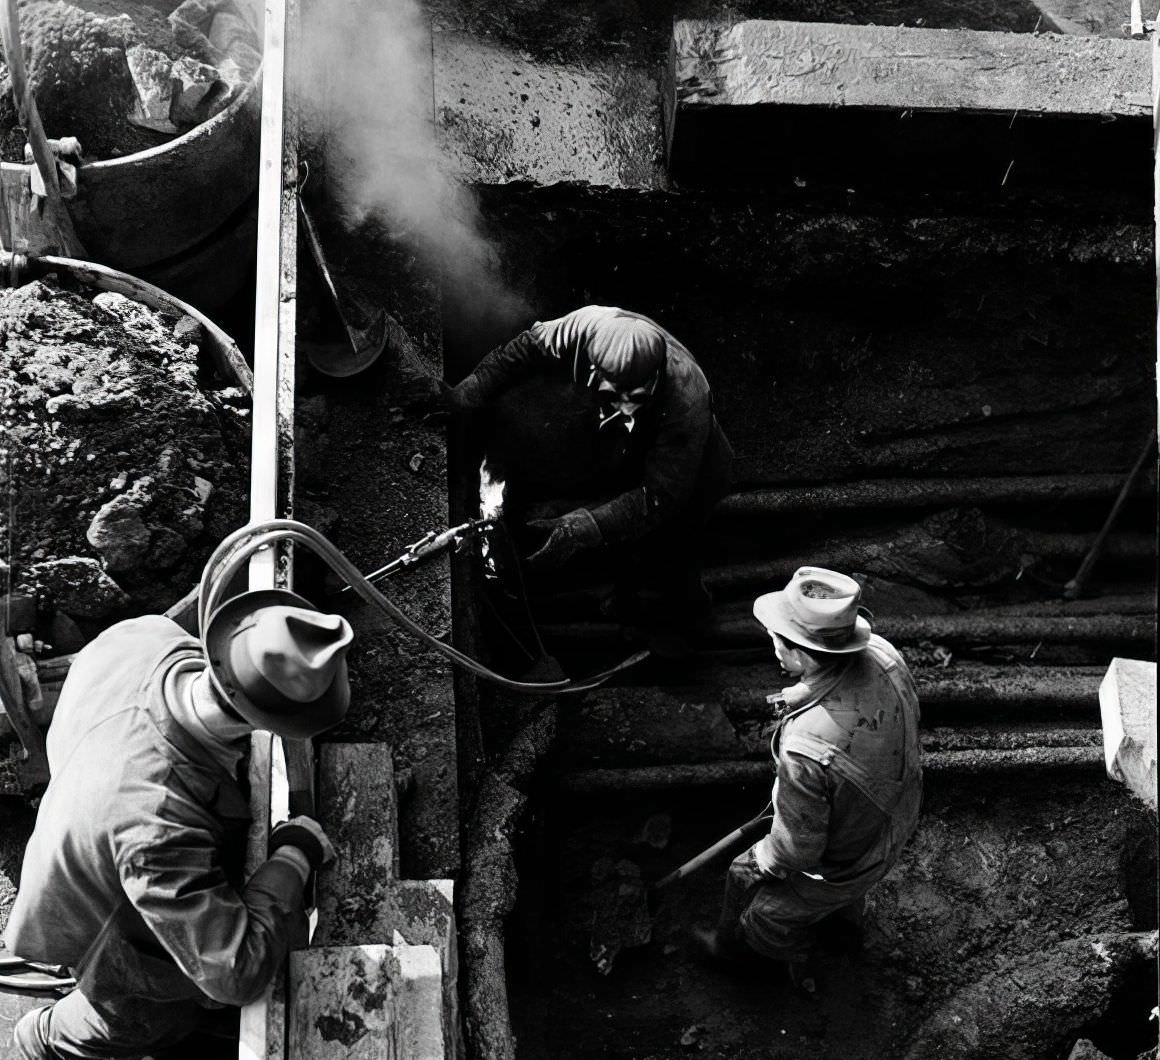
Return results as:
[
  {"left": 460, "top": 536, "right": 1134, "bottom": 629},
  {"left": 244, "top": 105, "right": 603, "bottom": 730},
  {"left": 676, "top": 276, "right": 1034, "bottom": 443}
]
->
[{"left": 0, "top": 0, "right": 84, "bottom": 256}]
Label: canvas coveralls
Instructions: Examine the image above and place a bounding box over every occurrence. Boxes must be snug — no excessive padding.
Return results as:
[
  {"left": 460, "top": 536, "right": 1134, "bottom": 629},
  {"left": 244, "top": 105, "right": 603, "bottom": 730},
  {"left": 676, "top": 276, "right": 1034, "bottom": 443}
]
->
[
  {"left": 453, "top": 305, "right": 733, "bottom": 609},
  {"left": 719, "top": 634, "right": 923, "bottom": 962},
  {"left": 5, "top": 616, "right": 307, "bottom": 1059}
]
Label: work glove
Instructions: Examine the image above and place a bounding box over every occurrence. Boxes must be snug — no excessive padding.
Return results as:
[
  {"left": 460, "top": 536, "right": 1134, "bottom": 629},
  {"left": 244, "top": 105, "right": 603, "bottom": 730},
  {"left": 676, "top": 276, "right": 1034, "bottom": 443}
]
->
[
  {"left": 526, "top": 508, "right": 602, "bottom": 571},
  {"left": 752, "top": 834, "right": 787, "bottom": 881},
  {"left": 269, "top": 815, "right": 336, "bottom": 873}
]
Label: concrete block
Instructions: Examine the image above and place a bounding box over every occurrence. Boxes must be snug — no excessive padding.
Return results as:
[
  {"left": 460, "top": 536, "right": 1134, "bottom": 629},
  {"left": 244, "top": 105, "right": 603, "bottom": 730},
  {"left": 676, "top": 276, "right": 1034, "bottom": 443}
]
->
[
  {"left": 288, "top": 943, "right": 444, "bottom": 1059},
  {"left": 1099, "top": 658, "right": 1157, "bottom": 811},
  {"left": 664, "top": 19, "right": 1151, "bottom": 195},
  {"left": 315, "top": 878, "right": 461, "bottom": 1060},
  {"left": 667, "top": 20, "right": 1150, "bottom": 120},
  {"left": 435, "top": 33, "right": 664, "bottom": 190}
]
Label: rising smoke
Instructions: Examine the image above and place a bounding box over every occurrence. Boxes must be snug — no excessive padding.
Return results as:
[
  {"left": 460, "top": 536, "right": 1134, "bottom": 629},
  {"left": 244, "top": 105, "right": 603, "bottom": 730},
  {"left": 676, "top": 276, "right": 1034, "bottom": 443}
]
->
[{"left": 298, "top": 0, "right": 530, "bottom": 348}]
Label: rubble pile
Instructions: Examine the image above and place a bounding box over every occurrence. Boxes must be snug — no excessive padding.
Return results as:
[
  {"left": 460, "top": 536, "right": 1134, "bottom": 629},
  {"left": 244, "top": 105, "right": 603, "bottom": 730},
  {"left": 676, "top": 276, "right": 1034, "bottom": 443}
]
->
[
  {"left": 0, "top": 274, "right": 248, "bottom": 646},
  {"left": 0, "top": 0, "right": 260, "bottom": 161}
]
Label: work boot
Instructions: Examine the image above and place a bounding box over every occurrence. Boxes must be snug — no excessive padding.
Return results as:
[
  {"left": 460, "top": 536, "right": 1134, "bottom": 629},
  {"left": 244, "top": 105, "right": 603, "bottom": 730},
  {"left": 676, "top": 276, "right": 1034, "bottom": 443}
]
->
[{"left": 13, "top": 1005, "right": 52, "bottom": 1060}]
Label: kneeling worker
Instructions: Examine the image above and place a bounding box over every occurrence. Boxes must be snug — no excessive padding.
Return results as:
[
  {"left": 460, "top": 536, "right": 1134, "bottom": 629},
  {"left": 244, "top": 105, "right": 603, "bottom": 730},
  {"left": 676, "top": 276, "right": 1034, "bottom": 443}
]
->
[
  {"left": 413, "top": 304, "right": 733, "bottom": 628},
  {"left": 7, "top": 591, "right": 354, "bottom": 1059},
  {"left": 695, "top": 567, "right": 922, "bottom": 990}
]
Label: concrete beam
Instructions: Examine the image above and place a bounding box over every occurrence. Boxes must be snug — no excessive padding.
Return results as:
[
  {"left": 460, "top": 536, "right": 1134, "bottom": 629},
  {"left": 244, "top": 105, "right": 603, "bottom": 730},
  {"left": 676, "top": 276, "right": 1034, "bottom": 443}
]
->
[
  {"left": 664, "top": 20, "right": 1151, "bottom": 197},
  {"left": 1099, "top": 657, "right": 1157, "bottom": 811},
  {"left": 667, "top": 20, "right": 1150, "bottom": 120},
  {"left": 288, "top": 943, "right": 444, "bottom": 1059}
]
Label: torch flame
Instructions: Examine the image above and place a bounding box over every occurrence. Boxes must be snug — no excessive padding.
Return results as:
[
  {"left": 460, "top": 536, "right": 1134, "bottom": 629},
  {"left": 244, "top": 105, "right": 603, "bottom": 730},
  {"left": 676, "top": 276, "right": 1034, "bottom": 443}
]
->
[{"left": 479, "top": 459, "right": 506, "bottom": 521}]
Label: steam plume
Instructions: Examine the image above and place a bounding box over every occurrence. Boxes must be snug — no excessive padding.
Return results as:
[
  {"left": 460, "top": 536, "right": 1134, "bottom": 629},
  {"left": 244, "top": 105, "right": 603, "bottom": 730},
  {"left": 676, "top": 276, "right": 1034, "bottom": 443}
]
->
[{"left": 298, "top": 0, "right": 529, "bottom": 343}]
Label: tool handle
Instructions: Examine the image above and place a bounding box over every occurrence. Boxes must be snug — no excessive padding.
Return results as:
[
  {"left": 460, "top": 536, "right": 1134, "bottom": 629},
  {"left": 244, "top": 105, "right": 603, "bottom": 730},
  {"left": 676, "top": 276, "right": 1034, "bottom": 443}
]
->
[{"left": 652, "top": 805, "right": 773, "bottom": 892}]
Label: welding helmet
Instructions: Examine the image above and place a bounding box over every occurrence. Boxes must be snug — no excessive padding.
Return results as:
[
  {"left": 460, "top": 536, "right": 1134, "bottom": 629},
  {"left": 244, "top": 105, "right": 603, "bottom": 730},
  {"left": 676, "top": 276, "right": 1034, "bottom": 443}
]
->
[
  {"left": 203, "top": 589, "right": 354, "bottom": 738},
  {"left": 753, "top": 567, "right": 871, "bottom": 654}
]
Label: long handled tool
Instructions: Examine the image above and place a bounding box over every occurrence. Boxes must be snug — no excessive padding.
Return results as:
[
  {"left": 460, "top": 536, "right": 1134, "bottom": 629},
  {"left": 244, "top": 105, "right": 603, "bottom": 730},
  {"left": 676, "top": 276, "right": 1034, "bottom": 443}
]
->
[
  {"left": 0, "top": 0, "right": 84, "bottom": 256},
  {"left": 1063, "top": 428, "right": 1157, "bottom": 600},
  {"left": 651, "top": 802, "right": 774, "bottom": 892}
]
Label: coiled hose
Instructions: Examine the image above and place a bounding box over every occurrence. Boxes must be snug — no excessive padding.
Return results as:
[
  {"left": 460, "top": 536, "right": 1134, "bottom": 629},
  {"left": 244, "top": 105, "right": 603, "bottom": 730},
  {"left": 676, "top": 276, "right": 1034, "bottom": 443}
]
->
[{"left": 197, "top": 519, "right": 648, "bottom": 695}]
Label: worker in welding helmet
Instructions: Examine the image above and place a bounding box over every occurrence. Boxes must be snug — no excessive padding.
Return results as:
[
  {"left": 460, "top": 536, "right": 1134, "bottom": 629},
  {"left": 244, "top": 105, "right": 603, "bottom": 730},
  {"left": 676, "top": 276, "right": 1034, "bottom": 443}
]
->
[
  {"left": 693, "top": 568, "right": 922, "bottom": 994},
  {"left": 6, "top": 591, "right": 353, "bottom": 1059},
  {"left": 408, "top": 304, "right": 733, "bottom": 631}
]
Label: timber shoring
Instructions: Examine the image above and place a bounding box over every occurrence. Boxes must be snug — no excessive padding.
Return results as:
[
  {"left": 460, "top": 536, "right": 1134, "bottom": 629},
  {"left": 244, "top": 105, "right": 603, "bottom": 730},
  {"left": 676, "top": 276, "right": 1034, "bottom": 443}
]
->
[
  {"left": 460, "top": 704, "right": 558, "bottom": 1060},
  {"left": 717, "top": 474, "right": 1156, "bottom": 517},
  {"left": 560, "top": 746, "right": 1106, "bottom": 794}
]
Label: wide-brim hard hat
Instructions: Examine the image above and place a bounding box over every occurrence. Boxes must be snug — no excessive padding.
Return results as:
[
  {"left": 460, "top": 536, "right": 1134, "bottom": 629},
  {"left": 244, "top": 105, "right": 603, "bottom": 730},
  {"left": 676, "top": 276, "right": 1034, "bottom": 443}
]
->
[
  {"left": 753, "top": 566, "right": 871, "bottom": 655},
  {"left": 204, "top": 588, "right": 354, "bottom": 739}
]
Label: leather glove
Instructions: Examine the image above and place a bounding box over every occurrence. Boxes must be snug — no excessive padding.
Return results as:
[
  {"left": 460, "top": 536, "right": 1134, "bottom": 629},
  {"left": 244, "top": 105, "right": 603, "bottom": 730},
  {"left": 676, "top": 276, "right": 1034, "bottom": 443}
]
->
[
  {"left": 753, "top": 834, "right": 787, "bottom": 880},
  {"left": 526, "top": 508, "right": 602, "bottom": 571},
  {"left": 269, "top": 815, "right": 336, "bottom": 872}
]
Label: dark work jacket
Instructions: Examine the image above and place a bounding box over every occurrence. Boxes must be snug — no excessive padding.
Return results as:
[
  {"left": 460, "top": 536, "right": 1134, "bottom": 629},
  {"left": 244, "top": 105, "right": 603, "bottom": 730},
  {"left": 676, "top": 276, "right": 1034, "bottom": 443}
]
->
[
  {"left": 3, "top": 617, "right": 306, "bottom": 1006},
  {"left": 452, "top": 305, "right": 733, "bottom": 544}
]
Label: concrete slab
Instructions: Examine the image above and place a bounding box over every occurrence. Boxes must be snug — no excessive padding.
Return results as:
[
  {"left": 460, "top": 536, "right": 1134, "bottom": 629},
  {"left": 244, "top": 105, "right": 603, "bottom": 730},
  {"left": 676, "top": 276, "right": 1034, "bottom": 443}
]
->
[
  {"left": 667, "top": 20, "right": 1150, "bottom": 120},
  {"left": 288, "top": 943, "right": 444, "bottom": 1059},
  {"left": 1098, "top": 657, "right": 1157, "bottom": 811},
  {"left": 435, "top": 33, "right": 665, "bottom": 190},
  {"left": 664, "top": 19, "right": 1152, "bottom": 198}
]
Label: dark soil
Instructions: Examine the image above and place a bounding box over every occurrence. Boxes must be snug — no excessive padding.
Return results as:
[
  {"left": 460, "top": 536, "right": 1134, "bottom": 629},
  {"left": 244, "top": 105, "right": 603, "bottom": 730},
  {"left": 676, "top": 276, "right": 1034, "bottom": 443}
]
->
[
  {"left": 0, "top": 273, "right": 248, "bottom": 640},
  {"left": 508, "top": 774, "right": 1158, "bottom": 1060},
  {"left": 294, "top": 206, "right": 462, "bottom": 881}
]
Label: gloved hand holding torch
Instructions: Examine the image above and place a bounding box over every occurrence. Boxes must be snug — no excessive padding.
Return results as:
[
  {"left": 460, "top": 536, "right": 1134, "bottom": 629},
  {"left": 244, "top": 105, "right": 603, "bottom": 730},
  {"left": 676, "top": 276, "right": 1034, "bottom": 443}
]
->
[{"left": 525, "top": 508, "right": 603, "bottom": 571}]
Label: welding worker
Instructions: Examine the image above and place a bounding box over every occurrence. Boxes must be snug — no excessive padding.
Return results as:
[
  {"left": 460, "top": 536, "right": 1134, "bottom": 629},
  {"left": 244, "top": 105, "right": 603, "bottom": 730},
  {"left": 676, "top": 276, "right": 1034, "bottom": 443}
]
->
[
  {"left": 693, "top": 567, "right": 922, "bottom": 992},
  {"left": 410, "top": 304, "right": 733, "bottom": 627},
  {"left": 6, "top": 590, "right": 354, "bottom": 1059}
]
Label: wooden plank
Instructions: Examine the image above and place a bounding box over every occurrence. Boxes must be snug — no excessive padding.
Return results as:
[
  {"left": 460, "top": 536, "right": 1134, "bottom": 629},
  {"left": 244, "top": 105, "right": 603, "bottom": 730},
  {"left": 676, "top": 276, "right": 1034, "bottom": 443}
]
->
[
  {"left": 315, "top": 744, "right": 400, "bottom": 938},
  {"left": 288, "top": 944, "right": 445, "bottom": 1059},
  {"left": 314, "top": 744, "right": 461, "bottom": 1059},
  {"left": 668, "top": 20, "right": 1151, "bottom": 120}
]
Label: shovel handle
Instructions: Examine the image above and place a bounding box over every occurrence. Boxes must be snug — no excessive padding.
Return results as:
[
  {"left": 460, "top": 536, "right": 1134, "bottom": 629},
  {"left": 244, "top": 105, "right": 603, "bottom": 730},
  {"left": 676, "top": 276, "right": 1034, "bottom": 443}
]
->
[{"left": 652, "top": 805, "right": 773, "bottom": 892}]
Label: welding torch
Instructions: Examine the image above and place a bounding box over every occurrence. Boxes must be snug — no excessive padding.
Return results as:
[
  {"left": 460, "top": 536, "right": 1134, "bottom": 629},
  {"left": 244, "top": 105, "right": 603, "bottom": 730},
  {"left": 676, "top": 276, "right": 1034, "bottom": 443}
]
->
[{"left": 338, "top": 516, "right": 497, "bottom": 593}]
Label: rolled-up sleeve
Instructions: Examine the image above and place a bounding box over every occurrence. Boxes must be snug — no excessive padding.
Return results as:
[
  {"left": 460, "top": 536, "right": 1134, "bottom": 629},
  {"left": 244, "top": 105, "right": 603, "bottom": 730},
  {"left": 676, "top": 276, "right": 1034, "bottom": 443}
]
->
[{"left": 118, "top": 815, "right": 306, "bottom": 1006}]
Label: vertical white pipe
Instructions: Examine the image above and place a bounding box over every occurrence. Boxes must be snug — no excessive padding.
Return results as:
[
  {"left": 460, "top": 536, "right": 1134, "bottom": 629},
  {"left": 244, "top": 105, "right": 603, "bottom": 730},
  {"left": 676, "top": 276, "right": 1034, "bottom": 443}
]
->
[
  {"left": 248, "top": 0, "right": 287, "bottom": 593},
  {"left": 240, "top": 2, "right": 287, "bottom": 1057}
]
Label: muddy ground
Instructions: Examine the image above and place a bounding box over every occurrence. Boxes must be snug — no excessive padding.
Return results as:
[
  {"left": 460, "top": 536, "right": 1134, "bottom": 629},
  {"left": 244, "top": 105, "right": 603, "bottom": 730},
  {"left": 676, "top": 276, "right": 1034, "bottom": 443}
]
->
[
  {"left": 508, "top": 773, "right": 1157, "bottom": 1060},
  {"left": 0, "top": 273, "right": 248, "bottom": 641}
]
